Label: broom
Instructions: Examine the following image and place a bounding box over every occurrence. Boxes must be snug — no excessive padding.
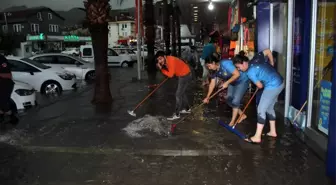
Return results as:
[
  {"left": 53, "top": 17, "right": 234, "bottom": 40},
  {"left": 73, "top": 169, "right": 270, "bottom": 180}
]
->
[
  {"left": 219, "top": 89, "right": 259, "bottom": 139},
  {"left": 169, "top": 88, "right": 223, "bottom": 135}
]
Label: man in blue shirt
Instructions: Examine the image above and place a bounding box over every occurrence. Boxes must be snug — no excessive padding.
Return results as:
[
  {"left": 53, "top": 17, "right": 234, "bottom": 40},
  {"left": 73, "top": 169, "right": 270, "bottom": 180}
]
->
[
  {"left": 233, "top": 54, "right": 284, "bottom": 144},
  {"left": 203, "top": 55, "right": 250, "bottom": 126},
  {"left": 200, "top": 41, "right": 218, "bottom": 85}
]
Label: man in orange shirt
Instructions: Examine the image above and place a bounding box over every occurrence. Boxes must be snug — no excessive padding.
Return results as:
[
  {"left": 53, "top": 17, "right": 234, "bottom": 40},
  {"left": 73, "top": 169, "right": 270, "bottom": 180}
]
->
[{"left": 155, "top": 51, "right": 192, "bottom": 121}]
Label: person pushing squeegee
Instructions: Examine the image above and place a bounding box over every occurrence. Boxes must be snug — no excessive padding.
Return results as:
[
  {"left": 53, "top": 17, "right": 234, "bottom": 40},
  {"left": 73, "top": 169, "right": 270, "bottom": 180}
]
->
[
  {"left": 155, "top": 51, "right": 193, "bottom": 121},
  {"left": 127, "top": 51, "right": 192, "bottom": 119}
]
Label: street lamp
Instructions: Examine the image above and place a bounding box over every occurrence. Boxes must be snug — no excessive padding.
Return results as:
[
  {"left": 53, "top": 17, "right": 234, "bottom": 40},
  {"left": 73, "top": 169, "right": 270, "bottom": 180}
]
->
[{"left": 208, "top": 1, "right": 214, "bottom": 11}]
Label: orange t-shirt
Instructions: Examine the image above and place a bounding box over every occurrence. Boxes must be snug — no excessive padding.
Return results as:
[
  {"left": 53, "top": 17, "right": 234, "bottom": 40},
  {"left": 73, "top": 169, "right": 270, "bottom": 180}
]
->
[{"left": 161, "top": 56, "right": 190, "bottom": 77}]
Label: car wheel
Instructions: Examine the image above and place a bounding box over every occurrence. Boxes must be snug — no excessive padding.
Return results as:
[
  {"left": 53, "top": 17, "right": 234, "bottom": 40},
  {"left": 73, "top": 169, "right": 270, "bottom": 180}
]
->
[
  {"left": 42, "top": 81, "right": 62, "bottom": 96},
  {"left": 121, "top": 61, "right": 129, "bottom": 68},
  {"left": 85, "top": 71, "right": 95, "bottom": 81}
]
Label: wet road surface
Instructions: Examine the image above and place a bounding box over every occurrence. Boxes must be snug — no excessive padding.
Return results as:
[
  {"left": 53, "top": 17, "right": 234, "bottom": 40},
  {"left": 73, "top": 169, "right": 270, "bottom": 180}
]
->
[{"left": 0, "top": 67, "right": 334, "bottom": 185}]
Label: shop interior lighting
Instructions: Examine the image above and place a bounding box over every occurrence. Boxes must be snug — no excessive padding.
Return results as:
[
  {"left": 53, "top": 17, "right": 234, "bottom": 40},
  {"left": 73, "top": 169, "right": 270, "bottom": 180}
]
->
[{"left": 208, "top": 1, "right": 214, "bottom": 11}]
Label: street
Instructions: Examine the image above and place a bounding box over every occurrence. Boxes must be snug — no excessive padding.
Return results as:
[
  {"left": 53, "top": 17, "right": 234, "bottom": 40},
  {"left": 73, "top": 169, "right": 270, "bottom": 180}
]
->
[{"left": 0, "top": 67, "right": 333, "bottom": 185}]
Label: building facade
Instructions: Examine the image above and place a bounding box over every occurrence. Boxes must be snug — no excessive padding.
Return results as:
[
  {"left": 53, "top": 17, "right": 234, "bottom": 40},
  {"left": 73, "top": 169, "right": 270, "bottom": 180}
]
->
[
  {"left": 0, "top": 7, "right": 65, "bottom": 36},
  {"left": 108, "top": 20, "right": 135, "bottom": 47}
]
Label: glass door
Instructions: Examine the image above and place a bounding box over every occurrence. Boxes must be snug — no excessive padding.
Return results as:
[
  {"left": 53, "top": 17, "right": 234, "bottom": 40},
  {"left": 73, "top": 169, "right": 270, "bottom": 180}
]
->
[{"left": 310, "top": 0, "right": 335, "bottom": 135}]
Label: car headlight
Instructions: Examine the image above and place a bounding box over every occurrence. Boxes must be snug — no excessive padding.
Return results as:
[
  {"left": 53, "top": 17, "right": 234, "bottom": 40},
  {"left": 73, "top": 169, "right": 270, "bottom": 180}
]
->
[
  {"left": 57, "top": 73, "right": 74, "bottom": 80},
  {"left": 15, "top": 89, "right": 35, "bottom": 96}
]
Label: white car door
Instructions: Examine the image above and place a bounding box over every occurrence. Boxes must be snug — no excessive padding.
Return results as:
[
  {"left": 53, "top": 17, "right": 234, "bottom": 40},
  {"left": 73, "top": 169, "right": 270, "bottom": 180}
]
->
[
  {"left": 32, "top": 55, "right": 59, "bottom": 68},
  {"left": 56, "top": 55, "right": 84, "bottom": 79},
  {"left": 7, "top": 59, "right": 45, "bottom": 91},
  {"left": 80, "top": 47, "right": 94, "bottom": 63},
  {"left": 107, "top": 48, "right": 122, "bottom": 66}
]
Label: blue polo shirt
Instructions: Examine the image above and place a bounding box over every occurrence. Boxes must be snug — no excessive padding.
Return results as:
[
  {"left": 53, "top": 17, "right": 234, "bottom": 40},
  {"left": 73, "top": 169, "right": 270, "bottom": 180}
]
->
[
  {"left": 201, "top": 43, "right": 216, "bottom": 59},
  {"left": 211, "top": 59, "right": 249, "bottom": 85},
  {"left": 247, "top": 59, "right": 283, "bottom": 90}
]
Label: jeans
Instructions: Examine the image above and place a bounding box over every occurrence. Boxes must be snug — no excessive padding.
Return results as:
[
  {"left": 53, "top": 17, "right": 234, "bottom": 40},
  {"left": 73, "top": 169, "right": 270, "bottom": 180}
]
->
[
  {"left": 257, "top": 83, "right": 285, "bottom": 124},
  {"left": 226, "top": 80, "right": 250, "bottom": 108},
  {"left": 200, "top": 58, "right": 208, "bottom": 80},
  {"left": 176, "top": 73, "right": 192, "bottom": 114},
  {"left": 256, "top": 88, "right": 263, "bottom": 106}
]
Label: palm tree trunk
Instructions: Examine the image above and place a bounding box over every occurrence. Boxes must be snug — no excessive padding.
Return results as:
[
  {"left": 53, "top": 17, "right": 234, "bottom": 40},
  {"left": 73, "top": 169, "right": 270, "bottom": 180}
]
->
[
  {"left": 175, "top": 5, "right": 181, "bottom": 57},
  {"left": 163, "top": 0, "right": 170, "bottom": 54},
  {"left": 171, "top": 6, "right": 176, "bottom": 56},
  {"left": 90, "top": 25, "right": 112, "bottom": 104},
  {"left": 144, "top": 0, "right": 156, "bottom": 76}
]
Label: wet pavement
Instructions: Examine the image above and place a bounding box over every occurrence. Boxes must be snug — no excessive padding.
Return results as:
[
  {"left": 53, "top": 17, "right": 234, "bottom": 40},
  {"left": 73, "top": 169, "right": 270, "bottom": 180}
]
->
[{"left": 0, "top": 67, "right": 334, "bottom": 185}]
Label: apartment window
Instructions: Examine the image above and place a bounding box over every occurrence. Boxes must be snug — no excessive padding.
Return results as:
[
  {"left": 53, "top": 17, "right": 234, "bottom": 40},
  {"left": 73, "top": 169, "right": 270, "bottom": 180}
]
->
[
  {"left": 31, "top": 24, "right": 39, "bottom": 33},
  {"left": 49, "top": 24, "right": 59, "bottom": 32},
  {"left": 13, "top": 24, "right": 22, "bottom": 32},
  {"left": 37, "top": 12, "right": 42, "bottom": 19},
  {"left": 2, "top": 25, "right": 8, "bottom": 33},
  {"left": 48, "top": 13, "right": 52, "bottom": 20}
]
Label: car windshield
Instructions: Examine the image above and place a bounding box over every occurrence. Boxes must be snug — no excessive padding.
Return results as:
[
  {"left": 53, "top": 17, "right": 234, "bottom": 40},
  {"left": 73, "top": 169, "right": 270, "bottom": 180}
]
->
[{"left": 21, "top": 58, "right": 51, "bottom": 69}]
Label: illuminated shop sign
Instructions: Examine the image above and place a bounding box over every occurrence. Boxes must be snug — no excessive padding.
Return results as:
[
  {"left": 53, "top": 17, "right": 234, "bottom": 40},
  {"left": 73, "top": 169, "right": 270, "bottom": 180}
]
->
[{"left": 27, "top": 33, "right": 45, "bottom": 41}]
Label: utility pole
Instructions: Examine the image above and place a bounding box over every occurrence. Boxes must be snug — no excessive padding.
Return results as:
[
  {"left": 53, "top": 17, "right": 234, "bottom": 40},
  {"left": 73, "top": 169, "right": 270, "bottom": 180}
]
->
[
  {"left": 3, "top": 13, "right": 8, "bottom": 33},
  {"left": 136, "top": 0, "right": 142, "bottom": 80}
]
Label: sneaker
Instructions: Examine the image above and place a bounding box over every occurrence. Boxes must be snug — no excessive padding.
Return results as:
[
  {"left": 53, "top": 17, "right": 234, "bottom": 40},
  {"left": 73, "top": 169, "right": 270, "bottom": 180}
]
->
[
  {"left": 180, "top": 109, "right": 191, "bottom": 114},
  {"left": 167, "top": 113, "right": 180, "bottom": 121}
]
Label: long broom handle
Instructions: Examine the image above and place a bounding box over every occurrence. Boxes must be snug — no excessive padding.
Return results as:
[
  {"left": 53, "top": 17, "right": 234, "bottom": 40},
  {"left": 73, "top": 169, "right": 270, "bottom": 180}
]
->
[
  {"left": 233, "top": 89, "right": 259, "bottom": 128},
  {"left": 174, "top": 88, "right": 223, "bottom": 125},
  {"left": 292, "top": 68, "right": 330, "bottom": 123},
  {"left": 132, "top": 77, "right": 169, "bottom": 111},
  {"left": 292, "top": 101, "right": 307, "bottom": 123}
]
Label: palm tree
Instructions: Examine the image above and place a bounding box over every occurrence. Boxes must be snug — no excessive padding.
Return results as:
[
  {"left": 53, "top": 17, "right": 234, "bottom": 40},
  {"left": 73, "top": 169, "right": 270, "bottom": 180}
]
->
[
  {"left": 84, "top": 0, "right": 112, "bottom": 104},
  {"left": 163, "top": 0, "right": 170, "bottom": 54},
  {"left": 175, "top": 3, "right": 181, "bottom": 57},
  {"left": 171, "top": 2, "right": 176, "bottom": 56},
  {"left": 144, "top": 0, "right": 156, "bottom": 75}
]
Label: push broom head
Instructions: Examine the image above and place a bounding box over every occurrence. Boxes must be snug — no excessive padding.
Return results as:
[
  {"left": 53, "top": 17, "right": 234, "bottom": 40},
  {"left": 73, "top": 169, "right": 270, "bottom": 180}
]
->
[
  {"left": 127, "top": 110, "right": 136, "bottom": 117},
  {"left": 168, "top": 124, "right": 177, "bottom": 136}
]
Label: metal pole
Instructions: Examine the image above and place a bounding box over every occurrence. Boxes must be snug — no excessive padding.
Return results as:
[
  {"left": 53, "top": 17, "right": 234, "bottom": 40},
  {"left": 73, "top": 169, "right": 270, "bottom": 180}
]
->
[
  {"left": 284, "top": 0, "right": 294, "bottom": 117},
  {"left": 142, "top": 36, "right": 145, "bottom": 71},
  {"left": 4, "top": 13, "right": 8, "bottom": 32},
  {"left": 136, "top": 0, "right": 141, "bottom": 80},
  {"left": 240, "top": 23, "right": 243, "bottom": 51},
  {"left": 269, "top": 3, "right": 273, "bottom": 51},
  {"left": 306, "top": 0, "right": 318, "bottom": 128}
]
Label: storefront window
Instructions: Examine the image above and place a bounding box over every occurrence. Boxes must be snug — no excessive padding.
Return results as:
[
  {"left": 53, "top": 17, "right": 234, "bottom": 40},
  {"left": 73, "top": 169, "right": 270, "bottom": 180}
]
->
[{"left": 311, "top": 0, "right": 335, "bottom": 135}]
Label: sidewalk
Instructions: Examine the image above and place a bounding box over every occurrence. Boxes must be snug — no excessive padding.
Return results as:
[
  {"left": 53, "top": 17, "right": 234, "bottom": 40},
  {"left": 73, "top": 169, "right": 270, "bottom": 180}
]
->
[{"left": 0, "top": 67, "right": 333, "bottom": 185}]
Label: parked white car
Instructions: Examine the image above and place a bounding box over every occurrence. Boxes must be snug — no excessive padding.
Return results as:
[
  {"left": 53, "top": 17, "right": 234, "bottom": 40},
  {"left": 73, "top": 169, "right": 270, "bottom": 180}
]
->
[
  {"left": 61, "top": 47, "right": 79, "bottom": 56},
  {"left": 113, "top": 48, "right": 137, "bottom": 61},
  {"left": 6, "top": 57, "right": 77, "bottom": 95},
  {"left": 132, "top": 46, "right": 159, "bottom": 59},
  {"left": 79, "top": 45, "right": 136, "bottom": 67},
  {"left": 11, "top": 80, "right": 36, "bottom": 111},
  {"left": 29, "top": 53, "right": 95, "bottom": 81}
]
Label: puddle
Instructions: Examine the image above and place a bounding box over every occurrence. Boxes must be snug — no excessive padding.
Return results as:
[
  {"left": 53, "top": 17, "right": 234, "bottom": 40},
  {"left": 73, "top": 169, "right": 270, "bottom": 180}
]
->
[
  {"left": 122, "top": 115, "right": 170, "bottom": 138},
  {"left": 0, "top": 129, "right": 26, "bottom": 145}
]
